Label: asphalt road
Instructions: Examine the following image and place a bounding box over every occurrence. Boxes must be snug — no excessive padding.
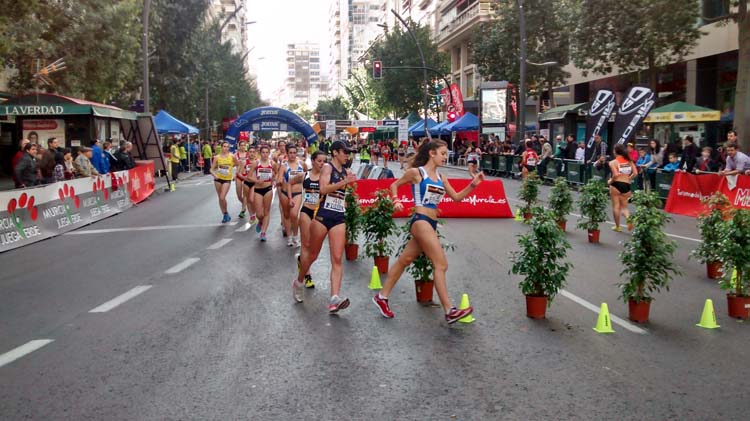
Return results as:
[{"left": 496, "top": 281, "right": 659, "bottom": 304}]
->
[{"left": 0, "top": 163, "right": 748, "bottom": 420}]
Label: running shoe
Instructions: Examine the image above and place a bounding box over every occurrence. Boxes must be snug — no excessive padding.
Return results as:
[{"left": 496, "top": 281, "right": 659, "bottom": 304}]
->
[
  {"left": 611, "top": 225, "right": 623, "bottom": 233},
  {"left": 293, "top": 236, "right": 301, "bottom": 248},
  {"left": 287, "top": 236, "right": 294, "bottom": 247},
  {"left": 373, "top": 294, "right": 394, "bottom": 318},
  {"left": 239, "top": 210, "right": 246, "bottom": 219},
  {"left": 260, "top": 232, "right": 267, "bottom": 242},
  {"left": 328, "top": 295, "right": 350, "bottom": 313},
  {"left": 304, "top": 274, "right": 315, "bottom": 288},
  {"left": 256, "top": 222, "right": 262, "bottom": 233},
  {"left": 292, "top": 279, "right": 304, "bottom": 303},
  {"left": 221, "top": 213, "right": 230, "bottom": 224},
  {"left": 249, "top": 215, "right": 257, "bottom": 225},
  {"left": 445, "top": 306, "right": 473, "bottom": 324}
]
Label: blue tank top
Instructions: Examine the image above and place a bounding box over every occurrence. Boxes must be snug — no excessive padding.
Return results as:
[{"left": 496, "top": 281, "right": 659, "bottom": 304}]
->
[
  {"left": 413, "top": 167, "right": 445, "bottom": 209},
  {"left": 284, "top": 160, "right": 304, "bottom": 182},
  {"left": 318, "top": 163, "right": 348, "bottom": 216}
]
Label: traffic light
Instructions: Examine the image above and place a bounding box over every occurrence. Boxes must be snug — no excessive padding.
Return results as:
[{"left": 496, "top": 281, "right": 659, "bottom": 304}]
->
[
  {"left": 447, "top": 111, "right": 457, "bottom": 122},
  {"left": 373, "top": 61, "right": 382, "bottom": 79}
]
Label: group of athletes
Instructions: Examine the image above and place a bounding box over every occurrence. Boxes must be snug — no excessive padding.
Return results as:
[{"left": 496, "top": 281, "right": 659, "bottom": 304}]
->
[{"left": 207, "top": 136, "right": 482, "bottom": 323}]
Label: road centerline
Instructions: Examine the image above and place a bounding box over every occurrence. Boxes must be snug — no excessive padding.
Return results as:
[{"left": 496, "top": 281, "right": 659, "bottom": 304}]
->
[
  {"left": 207, "top": 238, "right": 233, "bottom": 250},
  {"left": 88, "top": 285, "right": 153, "bottom": 313},
  {"left": 65, "top": 223, "right": 239, "bottom": 235},
  {"left": 559, "top": 290, "right": 648, "bottom": 334},
  {"left": 0, "top": 340, "right": 55, "bottom": 369},
  {"left": 165, "top": 257, "right": 200, "bottom": 274}
]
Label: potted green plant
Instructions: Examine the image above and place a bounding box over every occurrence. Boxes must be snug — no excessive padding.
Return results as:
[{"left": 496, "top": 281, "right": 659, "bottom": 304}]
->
[
  {"left": 510, "top": 207, "right": 572, "bottom": 319},
  {"left": 618, "top": 191, "right": 681, "bottom": 323},
  {"left": 577, "top": 179, "right": 609, "bottom": 243},
  {"left": 518, "top": 172, "right": 541, "bottom": 221},
  {"left": 398, "top": 217, "right": 455, "bottom": 303},
  {"left": 690, "top": 192, "right": 732, "bottom": 279},
  {"left": 548, "top": 177, "right": 573, "bottom": 231},
  {"left": 344, "top": 184, "right": 362, "bottom": 261},
  {"left": 362, "top": 189, "right": 398, "bottom": 273},
  {"left": 718, "top": 209, "right": 750, "bottom": 319}
]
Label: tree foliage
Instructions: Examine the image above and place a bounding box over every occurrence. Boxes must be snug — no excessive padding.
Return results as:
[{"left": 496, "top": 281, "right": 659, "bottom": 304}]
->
[
  {"left": 471, "top": 0, "right": 572, "bottom": 97},
  {"left": 315, "top": 96, "right": 351, "bottom": 121},
  {"left": 284, "top": 103, "right": 314, "bottom": 123},
  {"left": 343, "top": 68, "right": 389, "bottom": 119},
  {"left": 366, "top": 20, "right": 448, "bottom": 117}
]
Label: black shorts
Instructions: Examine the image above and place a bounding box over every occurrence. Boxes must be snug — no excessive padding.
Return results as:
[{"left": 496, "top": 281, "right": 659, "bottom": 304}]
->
[
  {"left": 279, "top": 190, "right": 302, "bottom": 198},
  {"left": 410, "top": 213, "right": 438, "bottom": 231},
  {"left": 525, "top": 165, "right": 537, "bottom": 173},
  {"left": 300, "top": 206, "right": 316, "bottom": 220},
  {"left": 611, "top": 181, "right": 631, "bottom": 194},
  {"left": 468, "top": 160, "right": 478, "bottom": 166},
  {"left": 360, "top": 159, "right": 370, "bottom": 164},
  {"left": 255, "top": 185, "right": 273, "bottom": 196},
  {"left": 243, "top": 180, "right": 255, "bottom": 188},
  {"left": 314, "top": 213, "right": 345, "bottom": 231},
  {"left": 214, "top": 178, "right": 231, "bottom": 184}
]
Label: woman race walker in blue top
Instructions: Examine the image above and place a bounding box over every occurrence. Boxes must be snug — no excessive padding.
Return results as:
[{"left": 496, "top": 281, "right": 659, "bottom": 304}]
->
[{"left": 373, "top": 139, "right": 484, "bottom": 324}]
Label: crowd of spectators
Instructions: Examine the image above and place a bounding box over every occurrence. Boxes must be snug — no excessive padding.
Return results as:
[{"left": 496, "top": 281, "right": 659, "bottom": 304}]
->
[{"left": 11, "top": 137, "right": 137, "bottom": 189}]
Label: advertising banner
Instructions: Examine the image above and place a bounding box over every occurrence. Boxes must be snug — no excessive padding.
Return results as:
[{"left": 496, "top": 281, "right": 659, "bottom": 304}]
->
[
  {"left": 612, "top": 86, "right": 655, "bottom": 146},
  {"left": 585, "top": 90, "right": 616, "bottom": 148},
  {"left": 0, "top": 162, "right": 156, "bottom": 252},
  {"left": 354, "top": 179, "right": 513, "bottom": 218},
  {"left": 22, "top": 119, "right": 66, "bottom": 145},
  {"left": 480, "top": 89, "right": 507, "bottom": 125},
  {"left": 664, "top": 172, "right": 750, "bottom": 217},
  {"left": 441, "top": 83, "right": 465, "bottom": 117}
]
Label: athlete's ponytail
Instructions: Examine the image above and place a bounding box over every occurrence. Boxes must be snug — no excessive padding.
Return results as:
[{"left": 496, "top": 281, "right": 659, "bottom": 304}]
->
[{"left": 410, "top": 139, "right": 448, "bottom": 168}]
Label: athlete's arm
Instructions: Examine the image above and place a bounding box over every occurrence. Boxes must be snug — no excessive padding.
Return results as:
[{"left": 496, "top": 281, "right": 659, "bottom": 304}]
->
[
  {"left": 209, "top": 154, "right": 219, "bottom": 178},
  {"left": 444, "top": 171, "right": 484, "bottom": 202},
  {"left": 318, "top": 164, "right": 335, "bottom": 195},
  {"left": 246, "top": 161, "right": 259, "bottom": 183},
  {"left": 389, "top": 168, "right": 420, "bottom": 212},
  {"left": 288, "top": 173, "right": 305, "bottom": 186}
]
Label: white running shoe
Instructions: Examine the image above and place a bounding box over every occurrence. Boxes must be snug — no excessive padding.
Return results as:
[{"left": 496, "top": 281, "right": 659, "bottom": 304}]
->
[
  {"left": 293, "top": 279, "right": 304, "bottom": 303},
  {"left": 293, "top": 236, "right": 301, "bottom": 247},
  {"left": 287, "top": 236, "right": 294, "bottom": 247}
]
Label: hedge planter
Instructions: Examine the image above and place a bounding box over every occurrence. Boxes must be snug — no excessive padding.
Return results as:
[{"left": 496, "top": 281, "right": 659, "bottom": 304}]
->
[
  {"left": 706, "top": 261, "right": 723, "bottom": 279},
  {"left": 345, "top": 243, "right": 359, "bottom": 261},
  {"left": 374, "top": 256, "right": 389, "bottom": 274},
  {"left": 557, "top": 220, "right": 567, "bottom": 232},
  {"left": 525, "top": 295, "right": 548, "bottom": 319},
  {"left": 628, "top": 299, "right": 651, "bottom": 323},
  {"left": 726, "top": 294, "right": 749, "bottom": 319},
  {"left": 523, "top": 212, "right": 532, "bottom": 221},
  {"left": 415, "top": 280, "right": 434, "bottom": 303},
  {"left": 587, "top": 229, "right": 600, "bottom": 243}
]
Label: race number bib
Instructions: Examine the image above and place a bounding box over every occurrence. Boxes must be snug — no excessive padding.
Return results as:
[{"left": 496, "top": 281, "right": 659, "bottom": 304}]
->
[
  {"left": 218, "top": 165, "right": 230, "bottom": 176},
  {"left": 257, "top": 168, "right": 273, "bottom": 181},
  {"left": 422, "top": 185, "right": 445, "bottom": 206},
  {"left": 619, "top": 164, "right": 633, "bottom": 175},
  {"left": 323, "top": 193, "right": 345, "bottom": 212},
  {"left": 527, "top": 158, "right": 537, "bottom": 166},
  {"left": 304, "top": 191, "right": 320, "bottom": 206}
]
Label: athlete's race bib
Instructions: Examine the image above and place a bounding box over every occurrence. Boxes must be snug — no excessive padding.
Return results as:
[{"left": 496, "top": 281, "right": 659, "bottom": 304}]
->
[
  {"left": 304, "top": 191, "right": 320, "bottom": 206},
  {"left": 289, "top": 169, "right": 303, "bottom": 178},
  {"left": 323, "top": 193, "right": 345, "bottom": 212},
  {"left": 218, "top": 165, "right": 230, "bottom": 176},
  {"left": 527, "top": 158, "right": 537, "bottom": 166},
  {"left": 619, "top": 164, "right": 633, "bottom": 175},
  {"left": 422, "top": 185, "right": 445, "bottom": 207},
  {"left": 257, "top": 168, "right": 273, "bottom": 181}
]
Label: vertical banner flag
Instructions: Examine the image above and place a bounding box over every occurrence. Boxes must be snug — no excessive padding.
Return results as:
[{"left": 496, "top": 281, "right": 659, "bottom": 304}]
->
[
  {"left": 585, "top": 90, "right": 616, "bottom": 148},
  {"left": 612, "top": 86, "right": 655, "bottom": 146}
]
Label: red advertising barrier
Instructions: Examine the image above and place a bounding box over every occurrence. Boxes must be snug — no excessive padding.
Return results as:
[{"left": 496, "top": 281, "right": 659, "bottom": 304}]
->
[
  {"left": 665, "top": 172, "right": 750, "bottom": 217},
  {"left": 355, "top": 178, "right": 513, "bottom": 218},
  {"left": 128, "top": 161, "right": 156, "bottom": 204}
]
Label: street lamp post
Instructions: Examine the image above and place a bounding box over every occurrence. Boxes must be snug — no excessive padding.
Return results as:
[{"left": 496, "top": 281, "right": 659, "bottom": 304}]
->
[
  {"left": 391, "top": 9, "right": 431, "bottom": 139},
  {"left": 516, "top": 0, "right": 527, "bottom": 142},
  {"left": 142, "top": 0, "right": 151, "bottom": 114}
]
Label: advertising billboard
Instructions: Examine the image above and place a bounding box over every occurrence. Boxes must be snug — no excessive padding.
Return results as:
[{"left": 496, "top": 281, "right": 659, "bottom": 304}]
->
[{"left": 481, "top": 89, "right": 507, "bottom": 125}]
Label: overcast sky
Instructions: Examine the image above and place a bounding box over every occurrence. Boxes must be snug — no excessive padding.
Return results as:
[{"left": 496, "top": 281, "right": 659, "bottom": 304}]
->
[{"left": 245, "top": 0, "right": 329, "bottom": 103}]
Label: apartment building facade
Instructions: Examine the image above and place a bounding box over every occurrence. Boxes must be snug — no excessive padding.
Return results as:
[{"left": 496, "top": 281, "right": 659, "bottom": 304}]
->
[{"left": 284, "top": 43, "right": 325, "bottom": 108}]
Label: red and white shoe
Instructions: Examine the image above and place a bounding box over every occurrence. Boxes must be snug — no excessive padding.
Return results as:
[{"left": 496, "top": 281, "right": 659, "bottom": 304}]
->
[
  {"left": 445, "top": 306, "right": 473, "bottom": 324},
  {"left": 372, "top": 294, "right": 394, "bottom": 318}
]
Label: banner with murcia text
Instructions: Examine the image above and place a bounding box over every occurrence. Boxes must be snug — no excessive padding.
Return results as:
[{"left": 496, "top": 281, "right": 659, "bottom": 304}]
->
[{"left": 664, "top": 172, "right": 750, "bottom": 217}]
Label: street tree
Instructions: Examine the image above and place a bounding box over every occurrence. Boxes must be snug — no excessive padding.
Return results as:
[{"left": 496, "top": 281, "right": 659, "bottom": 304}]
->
[
  {"left": 570, "top": 0, "right": 704, "bottom": 91},
  {"left": 343, "top": 68, "right": 389, "bottom": 119},
  {"left": 367, "top": 20, "right": 448, "bottom": 118},
  {"left": 285, "top": 103, "right": 314, "bottom": 123},
  {"left": 471, "top": 0, "right": 572, "bottom": 102},
  {"left": 314, "top": 96, "right": 351, "bottom": 120}
]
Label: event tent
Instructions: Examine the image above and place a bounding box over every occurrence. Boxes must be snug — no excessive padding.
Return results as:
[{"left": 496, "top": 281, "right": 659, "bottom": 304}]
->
[
  {"left": 154, "top": 110, "right": 200, "bottom": 135},
  {"left": 431, "top": 120, "right": 449, "bottom": 135},
  {"left": 442, "top": 112, "right": 479, "bottom": 132},
  {"left": 409, "top": 118, "right": 438, "bottom": 137}
]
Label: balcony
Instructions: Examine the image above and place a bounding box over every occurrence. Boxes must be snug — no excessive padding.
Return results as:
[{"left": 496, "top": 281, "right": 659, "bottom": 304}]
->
[{"left": 437, "top": 0, "right": 493, "bottom": 48}]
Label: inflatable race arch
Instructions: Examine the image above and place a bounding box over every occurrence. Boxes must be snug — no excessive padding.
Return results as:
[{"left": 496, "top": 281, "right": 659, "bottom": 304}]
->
[{"left": 223, "top": 106, "right": 318, "bottom": 147}]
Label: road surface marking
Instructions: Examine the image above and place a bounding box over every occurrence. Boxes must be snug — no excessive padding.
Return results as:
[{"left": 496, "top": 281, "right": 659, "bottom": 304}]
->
[
  {"left": 235, "top": 223, "right": 252, "bottom": 232},
  {"left": 207, "top": 238, "right": 233, "bottom": 250},
  {"left": 88, "top": 285, "right": 153, "bottom": 313},
  {"left": 165, "top": 257, "right": 200, "bottom": 274},
  {"left": 66, "top": 223, "right": 238, "bottom": 235},
  {"left": 0, "top": 340, "right": 54, "bottom": 368},
  {"left": 559, "top": 290, "right": 647, "bottom": 334}
]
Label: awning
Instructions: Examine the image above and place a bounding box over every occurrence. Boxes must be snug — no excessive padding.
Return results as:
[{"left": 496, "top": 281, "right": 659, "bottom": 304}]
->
[
  {"left": 154, "top": 109, "right": 199, "bottom": 134},
  {"left": 409, "top": 118, "right": 438, "bottom": 136},
  {"left": 538, "top": 102, "right": 588, "bottom": 122},
  {"left": 0, "top": 93, "right": 138, "bottom": 120},
  {"left": 442, "top": 112, "right": 479, "bottom": 132},
  {"left": 644, "top": 101, "right": 720, "bottom": 123}
]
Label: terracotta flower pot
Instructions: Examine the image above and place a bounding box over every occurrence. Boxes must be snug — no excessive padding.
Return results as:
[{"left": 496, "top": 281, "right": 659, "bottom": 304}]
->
[
  {"left": 726, "top": 294, "right": 749, "bottom": 319},
  {"left": 706, "top": 261, "right": 723, "bottom": 279},
  {"left": 557, "top": 220, "right": 566, "bottom": 231},
  {"left": 587, "top": 229, "right": 600, "bottom": 243},
  {"left": 374, "top": 256, "right": 389, "bottom": 274},
  {"left": 523, "top": 212, "right": 532, "bottom": 221},
  {"left": 344, "top": 243, "right": 359, "bottom": 261},
  {"left": 525, "top": 295, "right": 548, "bottom": 319},
  {"left": 628, "top": 299, "right": 651, "bottom": 323},
  {"left": 415, "top": 280, "right": 434, "bottom": 303}
]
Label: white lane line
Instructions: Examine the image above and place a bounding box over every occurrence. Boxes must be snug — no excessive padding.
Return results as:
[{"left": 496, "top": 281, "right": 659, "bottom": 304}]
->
[
  {"left": 0, "top": 340, "right": 54, "bottom": 368},
  {"left": 88, "top": 286, "right": 153, "bottom": 313},
  {"left": 207, "top": 238, "right": 233, "bottom": 250},
  {"left": 66, "top": 223, "right": 238, "bottom": 235},
  {"left": 165, "top": 257, "right": 200, "bottom": 274},
  {"left": 506, "top": 198, "right": 701, "bottom": 243},
  {"left": 559, "top": 290, "right": 647, "bottom": 334},
  {"left": 235, "top": 223, "right": 252, "bottom": 232}
]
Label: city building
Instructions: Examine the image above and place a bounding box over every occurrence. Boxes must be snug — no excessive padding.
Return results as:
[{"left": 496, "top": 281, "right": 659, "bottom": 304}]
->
[
  {"left": 284, "top": 42, "right": 323, "bottom": 108},
  {"left": 206, "top": 0, "right": 249, "bottom": 57}
]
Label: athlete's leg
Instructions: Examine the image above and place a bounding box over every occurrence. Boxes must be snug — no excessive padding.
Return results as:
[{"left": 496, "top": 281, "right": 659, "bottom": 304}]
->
[
  {"left": 262, "top": 189, "right": 273, "bottom": 233},
  {"left": 380, "top": 235, "right": 423, "bottom": 298},
  {"left": 297, "top": 220, "right": 327, "bottom": 283},
  {"left": 412, "top": 221, "right": 452, "bottom": 312},
  {"left": 299, "top": 212, "right": 313, "bottom": 276},
  {"left": 254, "top": 190, "right": 266, "bottom": 225},
  {"left": 610, "top": 186, "right": 621, "bottom": 229},
  {"left": 290, "top": 195, "right": 303, "bottom": 237},
  {"left": 620, "top": 192, "right": 631, "bottom": 228},
  {"left": 279, "top": 193, "right": 291, "bottom": 235},
  {"left": 327, "top": 224, "right": 346, "bottom": 297},
  {"left": 235, "top": 180, "right": 245, "bottom": 213}
]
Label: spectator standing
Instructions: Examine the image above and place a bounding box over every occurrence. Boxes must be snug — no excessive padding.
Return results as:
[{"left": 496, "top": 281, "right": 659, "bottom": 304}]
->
[
  {"left": 587, "top": 134, "right": 608, "bottom": 170},
  {"left": 12, "top": 138, "right": 31, "bottom": 188},
  {"left": 202, "top": 140, "right": 213, "bottom": 174},
  {"left": 575, "top": 141, "right": 586, "bottom": 161},
  {"left": 179, "top": 140, "right": 188, "bottom": 172},
  {"left": 39, "top": 137, "right": 60, "bottom": 184},
  {"left": 680, "top": 135, "right": 698, "bottom": 173},
  {"left": 627, "top": 143, "right": 639, "bottom": 162},
  {"left": 115, "top": 142, "right": 136, "bottom": 170},
  {"left": 695, "top": 147, "right": 721, "bottom": 173},
  {"left": 720, "top": 142, "right": 750, "bottom": 176},
  {"left": 62, "top": 148, "right": 75, "bottom": 180},
  {"left": 538, "top": 138, "right": 553, "bottom": 177},
  {"left": 649, "top": 139, "right": 664, "bottom": 168},
  {"left": 90, "top": 139, "right": 106, "bottom": 174},
  {"left": 104, "top": 141, "right": 118, "bottom": 172},
  {"left": 564, "top": 134, "right": 578, "bottom": 160},
  {"left": 14, "top": 143, "right": 39, "bottom": 188},
  {"left": 169, "top": 140, "right": 181, "bottom": 181},
  {"left": 73, "top": 147, "right": 99, "bottom": 177},
  {"left": 663, "top": 138, "right": 682, "bottom": 160},
  {"left": 661, "top": 153, "right": 681, "bottom": 172}
]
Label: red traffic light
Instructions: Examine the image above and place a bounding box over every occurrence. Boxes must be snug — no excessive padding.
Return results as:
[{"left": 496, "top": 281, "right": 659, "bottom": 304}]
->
[
  {"left": 373, "top": 60, "right": 382, "bottom": 79},
  {"left": 447, "top": 111, "right": 457, "bottom": 122}
]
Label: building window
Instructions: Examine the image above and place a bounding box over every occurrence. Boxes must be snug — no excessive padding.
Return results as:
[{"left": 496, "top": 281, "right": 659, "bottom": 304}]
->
[
  {"left": 701, "top": 0, "right": 729, "bottom": 25},
  {"left": 466, "top": 72, "right": 474, "bottom": 99}
]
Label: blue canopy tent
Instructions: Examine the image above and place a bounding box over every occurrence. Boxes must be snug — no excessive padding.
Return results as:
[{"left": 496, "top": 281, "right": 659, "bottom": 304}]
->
[
  {"left": 442, "top": 112, "right": 479, "bottom": 133},
  {"left": 431, "top": 120, "right": 449, "bottom": 135},
  {"left": 154, "top": 110, "right": 199, "bottom": 135},
  {"left": 408, "top": 118, "right": 437, "bottom": 137}
]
